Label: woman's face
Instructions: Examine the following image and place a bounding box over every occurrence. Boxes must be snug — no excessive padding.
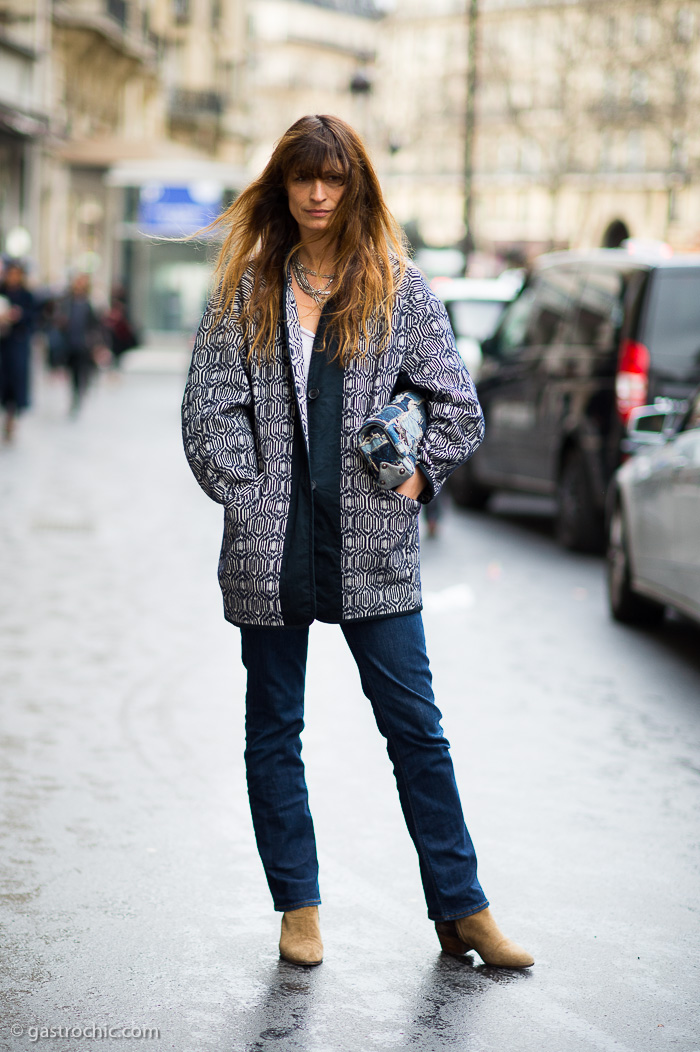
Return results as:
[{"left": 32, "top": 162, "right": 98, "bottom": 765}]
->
[{"left": 286, "top": 168, "right": 345, "bottom": 241}]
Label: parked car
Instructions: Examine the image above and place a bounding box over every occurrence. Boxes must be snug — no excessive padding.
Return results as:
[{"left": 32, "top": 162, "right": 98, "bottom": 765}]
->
[
  {"left": 606, "top": 388, "right": 700, "bottom": 626},
  {"left": 435, "top": 273, "right": 523, "bottom": 377},
  {"left": 413, "top": 247, "right": 466, "bottom": 280},
  {"left": 449, "top": 248, "right": 700, "bottom": 550}
]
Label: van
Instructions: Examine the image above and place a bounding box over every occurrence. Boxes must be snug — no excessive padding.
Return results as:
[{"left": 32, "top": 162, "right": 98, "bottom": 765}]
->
[{"left": 449, "top": 249, "right": 700, "bottom": 550}]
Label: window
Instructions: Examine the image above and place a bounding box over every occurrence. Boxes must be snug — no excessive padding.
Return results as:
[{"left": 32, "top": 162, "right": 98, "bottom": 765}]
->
[
  {"left": 497, "top": 289, "right": 537, "bottom": 357},
  {"left": 521, "top": 139, "right": 541, "bottom": 174},
  {"left": 497, "top": 270, "right": 577, "bottom": 355},
  {"left": 633, "top": 13, "right": 651, "bottom": 45},
  {"left": 497, "top": 137, "right": 517, "bottom": 173},
  {"left": 627, "top": 130, "right": 645, "bottom": 172},
  {"left": 675, "top": 70, "right": 688, "bottom": 105},
  {"left": 173, "top": 0, "right": 189, "bottom": 24},
  {"left": 606, "top": 16, "right": 618, "bottom": 47},
  {"left": 570, "top": 268, "right": 624, "bottom": 351},
  {"left": 603, "top": 71, "right": 618, "bottom": 108},
  {"left": 676, "top": 8, "right": 694, "bottom": 43},
  {"left": 643, "top": 271, "right": 700, "bottom": 383},
  {"left": 671, "top": 130, "right": 686, "bottom": 172},
  {"left": 630, "top": 71, "right": 648, "bottom": 106}
]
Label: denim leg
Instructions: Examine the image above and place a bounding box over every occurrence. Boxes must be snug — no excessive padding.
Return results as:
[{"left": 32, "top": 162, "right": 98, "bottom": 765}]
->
[
  {"left": 341, "top": 613, "right": 488, "bottom": 922},
  {"left": 240, "top": 626, "right": 321, "bottom": 912}
]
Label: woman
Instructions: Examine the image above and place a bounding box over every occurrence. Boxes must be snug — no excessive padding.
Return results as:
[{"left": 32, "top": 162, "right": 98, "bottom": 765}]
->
[
  {"left": 0, "top": 260, "right": 35, "bottom": 443},
  {"left": 182, "top": 115, "right": 533, "bottom": 970}
]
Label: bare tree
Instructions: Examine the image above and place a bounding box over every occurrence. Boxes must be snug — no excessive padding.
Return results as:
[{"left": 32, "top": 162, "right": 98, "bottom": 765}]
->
[{"left": 477, "top": 0, "right": 700, "bottom": 247}]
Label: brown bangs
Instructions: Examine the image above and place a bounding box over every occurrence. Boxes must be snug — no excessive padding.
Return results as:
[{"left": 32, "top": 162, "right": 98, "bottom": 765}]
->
[{"left": 284, "top": 135, "right": 348, "bottom": 184}]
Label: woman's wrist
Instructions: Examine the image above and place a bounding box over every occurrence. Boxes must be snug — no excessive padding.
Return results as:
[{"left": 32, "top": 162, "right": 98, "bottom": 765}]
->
[{"left": 395, "top": 466, "right": 427, "bottom": 501}]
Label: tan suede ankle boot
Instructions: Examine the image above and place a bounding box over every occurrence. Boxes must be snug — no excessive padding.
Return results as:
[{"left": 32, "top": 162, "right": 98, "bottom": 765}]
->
[
  {"left": 279, "top": 906, "right": 323, "bottom": 966},
  {"left": 436, "top": 907, "right": 534, "bottom": 968}
]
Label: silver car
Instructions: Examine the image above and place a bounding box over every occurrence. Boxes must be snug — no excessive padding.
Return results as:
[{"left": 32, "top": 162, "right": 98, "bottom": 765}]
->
[{"left": 607, "top": 388, "right": 700, "bottom": 626}]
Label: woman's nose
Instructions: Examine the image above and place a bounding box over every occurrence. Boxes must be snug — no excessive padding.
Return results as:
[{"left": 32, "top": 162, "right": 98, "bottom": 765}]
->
[{"left": 310, "top": 180, "right": 326, "bottom": 200}]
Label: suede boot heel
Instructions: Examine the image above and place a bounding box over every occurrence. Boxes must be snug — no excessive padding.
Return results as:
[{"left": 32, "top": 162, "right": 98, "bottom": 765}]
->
[
  {"left": 279, "top": 906, "right": 323, "bottom": 966},
  {"left": 435, "top": 920, "right": 469, "bottom": 956},
  {"left": 436, "top": 908, "right": 534, "bottom": 968}
]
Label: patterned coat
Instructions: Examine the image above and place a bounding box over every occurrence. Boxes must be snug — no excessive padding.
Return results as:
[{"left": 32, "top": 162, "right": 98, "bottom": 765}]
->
[{"left": 181, "top": 265, "right": 484, "bottom": 628}]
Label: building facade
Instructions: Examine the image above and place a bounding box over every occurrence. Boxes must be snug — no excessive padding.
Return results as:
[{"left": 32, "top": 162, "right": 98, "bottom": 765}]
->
[
  {"left": 2, "top": 0, "right": 388, "bottom": 335},
  {"left": 380, "top": 0, "right": 700, "bottom": 259},
  {"left": 377, "top": 0, "right": 468, "bottom": 247},
  {"left": 244, "top": 0, "right": 383, "bottom": 177},
  {"left": 9, "top": 0, "right": 700, "bottom": 328},
  {"left": 0, "top": 0, "right": 52, "bottom": 269}
]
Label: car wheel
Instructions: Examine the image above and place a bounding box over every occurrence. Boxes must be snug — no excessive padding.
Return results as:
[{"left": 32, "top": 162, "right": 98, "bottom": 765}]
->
[
  {"left": 555, "top": 448, "right": 605, "bottom": 552},
  {"left": 448, "top": 459, "right": 492, "bottom": 510},
  {"left": 606, "top": 502, "right": 665, "bottom": 626}
]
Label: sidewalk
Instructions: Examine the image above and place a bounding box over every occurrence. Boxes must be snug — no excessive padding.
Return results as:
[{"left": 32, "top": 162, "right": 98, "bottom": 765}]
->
[{"left": 1, "top": 358, "right": 700, "bottom": 1052}]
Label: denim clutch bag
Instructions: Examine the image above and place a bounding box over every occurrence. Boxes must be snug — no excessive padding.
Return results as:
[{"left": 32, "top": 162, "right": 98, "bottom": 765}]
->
[{"left": 358, "top": 389, "right": 428, "bottom": 489}]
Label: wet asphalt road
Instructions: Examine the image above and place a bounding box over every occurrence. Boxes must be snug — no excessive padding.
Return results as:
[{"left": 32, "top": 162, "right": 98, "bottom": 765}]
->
[{"left": 1, "top": 359, "right": 699, "bottom": 1052}]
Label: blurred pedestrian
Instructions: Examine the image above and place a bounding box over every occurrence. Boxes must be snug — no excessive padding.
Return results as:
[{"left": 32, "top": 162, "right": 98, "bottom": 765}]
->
[
  {"left": 182, "top": 115, "right": 533, "bottom": 971},
  {"left": 0, "top": 260, "right": 35, "bottom": 443},
  {"left": 57, "top": 274, "right": 104, "bottom": 414},
  {"left": 103, "top": 284, "right": 138, "bottom": 367}
]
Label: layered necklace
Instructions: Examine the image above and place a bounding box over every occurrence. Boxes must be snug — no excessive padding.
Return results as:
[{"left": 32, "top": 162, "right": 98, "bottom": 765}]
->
[{"left": 291, "top": 255, "right": 336, "bottom": 306}]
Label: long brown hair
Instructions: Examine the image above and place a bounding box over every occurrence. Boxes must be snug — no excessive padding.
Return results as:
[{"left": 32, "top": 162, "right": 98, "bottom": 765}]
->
[{"left": 211, "top": 115, "right": 407, "bottom": 363}]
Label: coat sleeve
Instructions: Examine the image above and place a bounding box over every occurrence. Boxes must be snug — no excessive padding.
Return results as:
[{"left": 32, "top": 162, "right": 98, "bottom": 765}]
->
[
  {"left": 181, "top": 297, "right": 260, "bottom": 506},
  {"left": 398, "top": 271, "right": 485, "bottom": 502}
]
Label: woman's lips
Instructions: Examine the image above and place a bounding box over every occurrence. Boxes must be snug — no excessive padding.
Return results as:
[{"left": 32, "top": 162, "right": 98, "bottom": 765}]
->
[{"left": 306, "top": 210, "right": 330, "bottom": 216}]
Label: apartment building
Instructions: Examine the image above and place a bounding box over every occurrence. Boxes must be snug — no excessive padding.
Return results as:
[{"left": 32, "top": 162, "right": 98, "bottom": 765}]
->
[
  {"left": 474, "top": 0, "right": 700, "bottom": 256},
  {"left": 377, "top": 0, "right": 468, "bottom": 246},
  {"left": 1, "top": 0, "right": 387, "bottom": 334},
  {"left": 380, "top": 0, "right": 700, "bottom": 258},
  {"left": 0, "top": 0, "right": 52, "bottom": 269},
  {"left": 245, "top": 0, "right": 383, "bottom": 177}
]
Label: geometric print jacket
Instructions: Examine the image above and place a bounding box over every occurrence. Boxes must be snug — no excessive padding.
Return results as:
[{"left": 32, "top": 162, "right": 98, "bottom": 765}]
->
[{"left": 181, "top": 264, "right": 484, "bottom": 627}]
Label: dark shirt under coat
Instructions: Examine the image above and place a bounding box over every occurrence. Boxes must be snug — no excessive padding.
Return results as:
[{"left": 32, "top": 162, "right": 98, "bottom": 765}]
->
[{"left": 182, "top": 265, "right": 485, "bottom": 628}]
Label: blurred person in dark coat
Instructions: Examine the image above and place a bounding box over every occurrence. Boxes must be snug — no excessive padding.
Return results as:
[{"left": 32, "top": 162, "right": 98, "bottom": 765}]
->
[
  {"left": 0, "top": 260, "right": 35, "bottom": 443},
  {"left": 58, "top": 273, "right": 104, "bottom": 413}
]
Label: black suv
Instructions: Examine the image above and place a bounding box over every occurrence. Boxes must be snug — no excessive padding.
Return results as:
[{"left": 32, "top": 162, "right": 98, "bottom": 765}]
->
[{"left": 450, "top": 249, "right": 700, "bottom": 550}]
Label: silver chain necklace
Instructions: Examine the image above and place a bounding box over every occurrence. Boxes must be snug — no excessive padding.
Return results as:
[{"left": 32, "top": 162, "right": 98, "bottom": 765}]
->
[{"left": 291, "top": 255, "right": 336, "bottom": 306}]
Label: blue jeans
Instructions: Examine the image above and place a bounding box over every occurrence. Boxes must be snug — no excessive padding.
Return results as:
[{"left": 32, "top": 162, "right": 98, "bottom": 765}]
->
[{"left": 240, "top": 612, "right": 488, "bottom": 922}]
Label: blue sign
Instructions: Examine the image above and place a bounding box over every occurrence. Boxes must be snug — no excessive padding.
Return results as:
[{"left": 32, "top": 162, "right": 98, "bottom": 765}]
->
[{"left": 138, "top": 183, "right": 223, "bottom": 234}]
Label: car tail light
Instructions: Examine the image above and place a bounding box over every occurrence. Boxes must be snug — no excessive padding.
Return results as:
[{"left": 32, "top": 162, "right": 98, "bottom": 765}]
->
[{"left": 616, "top": 339, "right": 650, "bottom": 423}]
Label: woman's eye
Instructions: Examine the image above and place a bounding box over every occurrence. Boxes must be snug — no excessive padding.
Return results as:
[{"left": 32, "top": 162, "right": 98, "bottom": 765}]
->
[{"left": 326, "top": 175, "right": 344, "bottom": 186}]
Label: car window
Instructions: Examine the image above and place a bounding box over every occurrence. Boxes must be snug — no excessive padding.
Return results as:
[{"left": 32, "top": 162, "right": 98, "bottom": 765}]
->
[
  {"left": 497, "top": 269, "right": 575, "bottom": 356},
  {"left": 497, "top": 287, "right": 537, "bottom": 356},
  {"left": 643, "top": 270, "right": 700, "bottom": 383},
  {"left": 569, "top": 267, "right": 624, "bottom": 349},
  {"left": 526, "top": 271, "right": 577, "bottom": 346}
]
